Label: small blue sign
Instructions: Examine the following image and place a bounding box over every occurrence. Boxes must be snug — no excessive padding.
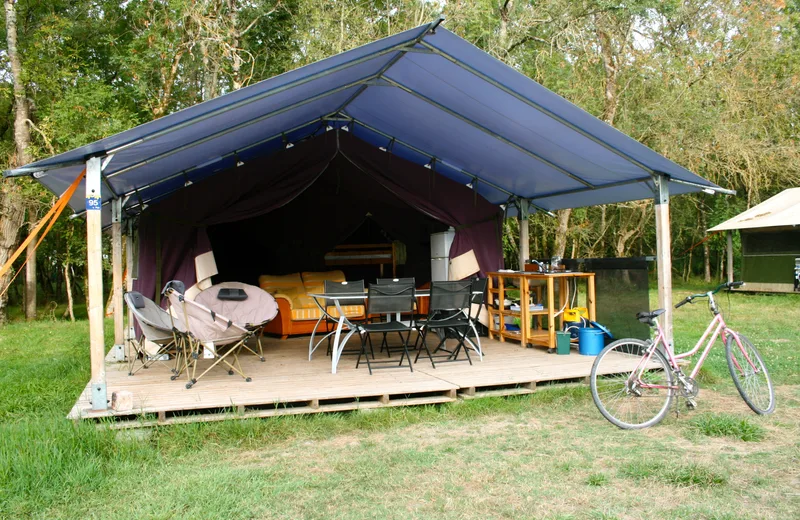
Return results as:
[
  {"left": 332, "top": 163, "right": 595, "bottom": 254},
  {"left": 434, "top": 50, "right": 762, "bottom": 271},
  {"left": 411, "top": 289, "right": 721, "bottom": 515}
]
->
[{"left": 85, "top": 195, "right": 101, "bottom": 211}]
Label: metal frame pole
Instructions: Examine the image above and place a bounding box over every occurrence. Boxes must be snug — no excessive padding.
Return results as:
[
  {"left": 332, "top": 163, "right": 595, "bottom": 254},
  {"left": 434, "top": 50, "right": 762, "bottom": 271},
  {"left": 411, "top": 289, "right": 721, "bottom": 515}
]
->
[
  {"left": 86, "top": 157, "right": 107, "bottom": 410},
  {"left": 726, "top": 230, "right": 734, "bottom": 283},
  {"left": 518, "top": 199, "right": 529, "bottom": 270},
  {"left": 111, "top": 198, "right": 124, "bottom": 362},
  {"left": 125, "top": 219, "right": 135, "bottom": 360},
  {"left": 654, "top": 174, "right": 673, "bottom": 346}
]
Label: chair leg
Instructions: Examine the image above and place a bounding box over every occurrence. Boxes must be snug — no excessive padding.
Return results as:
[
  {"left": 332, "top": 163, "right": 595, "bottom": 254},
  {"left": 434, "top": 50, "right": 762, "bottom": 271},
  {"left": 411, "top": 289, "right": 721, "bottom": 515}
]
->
[
  {"left": 414, "top": 327, "right": 436, "bottom": 368},
  {"left": 356, "top": 333, "right": 373, "bottom": 375},
  {"left": 450, "top": 328, "right": 473, "bottom": 366},
  {"left": 399, "top": 331, "right": 413, "bottom": 372}
]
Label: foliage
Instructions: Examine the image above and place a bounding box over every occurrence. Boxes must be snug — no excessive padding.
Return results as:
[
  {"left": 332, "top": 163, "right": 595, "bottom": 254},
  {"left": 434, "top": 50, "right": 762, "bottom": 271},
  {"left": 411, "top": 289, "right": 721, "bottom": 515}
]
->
[{"left": 2, "top": 0, "right": 800, "bottom": 312}]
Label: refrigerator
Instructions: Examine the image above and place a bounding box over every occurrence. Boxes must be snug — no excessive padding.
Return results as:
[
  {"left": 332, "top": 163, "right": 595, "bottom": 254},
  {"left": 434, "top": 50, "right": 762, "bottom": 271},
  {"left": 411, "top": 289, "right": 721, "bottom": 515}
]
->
[{"left": 431, "top": 228, "right": 455, "bottom": 281}]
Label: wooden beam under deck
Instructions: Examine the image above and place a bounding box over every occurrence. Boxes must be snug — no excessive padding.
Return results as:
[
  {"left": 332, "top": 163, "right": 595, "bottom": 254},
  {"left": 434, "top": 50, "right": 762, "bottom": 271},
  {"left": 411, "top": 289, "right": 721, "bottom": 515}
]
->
[{"left": 69, "top": 336, "right": 644, "bottom": 428}]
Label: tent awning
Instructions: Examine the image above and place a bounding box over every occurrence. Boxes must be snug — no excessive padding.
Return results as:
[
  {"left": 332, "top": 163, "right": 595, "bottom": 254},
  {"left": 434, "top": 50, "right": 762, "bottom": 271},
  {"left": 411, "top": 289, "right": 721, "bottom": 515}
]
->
[
  {"left": 4, "top": 19, "right": 726, "bottom": 221},
  {"left": 709, "top": 188, "right": 800, "bottom": 232}
]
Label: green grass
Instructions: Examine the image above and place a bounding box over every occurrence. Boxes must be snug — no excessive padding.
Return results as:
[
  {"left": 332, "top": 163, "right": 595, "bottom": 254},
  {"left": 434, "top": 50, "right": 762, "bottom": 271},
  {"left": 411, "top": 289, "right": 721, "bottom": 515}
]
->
[
  {"left": 1, "top": 286, "right": 799, "bottom": 519},
  {"left": 687, "top": 413, "right": 766, "bottom": 442},
  {"left": 619, "top": 460, "right": 728, "bottom": 488}
]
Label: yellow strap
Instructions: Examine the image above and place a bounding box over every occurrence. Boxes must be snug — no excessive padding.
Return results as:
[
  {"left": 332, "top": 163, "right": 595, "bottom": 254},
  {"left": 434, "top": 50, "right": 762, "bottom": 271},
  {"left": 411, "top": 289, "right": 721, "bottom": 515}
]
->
[{"left": 0, "top": 169, "right": 87, "bottom": 294}]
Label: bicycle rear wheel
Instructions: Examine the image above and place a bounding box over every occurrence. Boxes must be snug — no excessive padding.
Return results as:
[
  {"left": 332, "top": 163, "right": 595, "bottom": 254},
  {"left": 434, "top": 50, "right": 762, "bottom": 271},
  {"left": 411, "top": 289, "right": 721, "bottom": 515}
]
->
[
  {"left": 590, "top": 339, "right": 674, "bottom": 429},
  {"left": 725, "top": 334, "right": 775, "bottom": 414}
]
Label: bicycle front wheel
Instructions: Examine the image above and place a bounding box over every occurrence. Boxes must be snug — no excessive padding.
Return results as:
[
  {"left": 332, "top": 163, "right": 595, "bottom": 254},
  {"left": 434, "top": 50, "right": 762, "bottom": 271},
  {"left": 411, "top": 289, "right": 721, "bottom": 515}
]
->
[
  {"left": 726, "top": 334, "right": 775, "bottom": 414},
  {"left": 590, "top": 339, "right": 674, "bottom": 429}
]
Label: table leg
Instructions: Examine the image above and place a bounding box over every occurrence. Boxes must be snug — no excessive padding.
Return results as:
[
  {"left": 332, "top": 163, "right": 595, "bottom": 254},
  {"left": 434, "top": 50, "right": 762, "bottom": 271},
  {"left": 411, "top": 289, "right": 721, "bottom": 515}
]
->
[
  {"left": 588, "top": 274, "right": 596, "bottom": 322},
  {"left": 521, "top": 276, "right": 530, "bottom": 348},
  {"left": 547, "top": 278, "right": 555, "bottom": 350},
  {"left": 331, "top": 315, "right": 345, "bottom": 374},
  {"left": 558, "top": 277, "right": 567, "bottom": 334}
]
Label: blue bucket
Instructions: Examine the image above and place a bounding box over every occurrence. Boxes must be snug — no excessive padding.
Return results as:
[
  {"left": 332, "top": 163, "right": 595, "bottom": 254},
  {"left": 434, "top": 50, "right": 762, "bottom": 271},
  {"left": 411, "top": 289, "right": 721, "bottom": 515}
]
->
[{"left": 578, "top": 327, "right": 605, "bottom": 356}]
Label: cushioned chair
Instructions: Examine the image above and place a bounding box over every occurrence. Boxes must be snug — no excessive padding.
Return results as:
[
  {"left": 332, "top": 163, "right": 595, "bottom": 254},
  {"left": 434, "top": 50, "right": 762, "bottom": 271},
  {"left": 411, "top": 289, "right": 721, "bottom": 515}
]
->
[
  {"left": 259, "top": 271, "right": 364, "bottom": 338},
  {"left": 194, "top": 282, "right": 279, "bottom": 362},
  {"left": 125, "top": 291, "right": 184, "bottom": 376},
  {"left": 163, "top": 282, "right": 253, "bottom": 389}
]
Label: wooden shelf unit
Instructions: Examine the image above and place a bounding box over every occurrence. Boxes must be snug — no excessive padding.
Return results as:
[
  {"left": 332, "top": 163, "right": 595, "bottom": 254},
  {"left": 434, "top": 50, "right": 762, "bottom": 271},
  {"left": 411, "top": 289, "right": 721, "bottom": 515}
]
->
[{"left": 487, "top": 271, "right": 596, "bottom": 350}]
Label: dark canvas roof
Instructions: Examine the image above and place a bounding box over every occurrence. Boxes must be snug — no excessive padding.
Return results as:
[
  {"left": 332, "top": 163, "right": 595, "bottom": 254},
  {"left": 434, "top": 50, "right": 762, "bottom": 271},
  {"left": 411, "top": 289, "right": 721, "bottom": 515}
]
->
[{"left": 4, "top": 19, "right": 725, "bottom": 221}]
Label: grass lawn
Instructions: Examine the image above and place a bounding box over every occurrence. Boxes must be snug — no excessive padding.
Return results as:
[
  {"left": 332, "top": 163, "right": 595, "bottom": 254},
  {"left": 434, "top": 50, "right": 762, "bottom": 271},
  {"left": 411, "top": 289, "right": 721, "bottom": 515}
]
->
[{"left": 1, "top": 285, "right": 799, "bottom": 519}]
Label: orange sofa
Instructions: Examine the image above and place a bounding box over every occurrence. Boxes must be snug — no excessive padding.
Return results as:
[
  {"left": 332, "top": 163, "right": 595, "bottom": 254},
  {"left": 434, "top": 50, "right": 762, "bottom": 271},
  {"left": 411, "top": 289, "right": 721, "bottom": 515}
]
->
[{"left": 259, "top": 270, "right": 365, "bottom": 339}]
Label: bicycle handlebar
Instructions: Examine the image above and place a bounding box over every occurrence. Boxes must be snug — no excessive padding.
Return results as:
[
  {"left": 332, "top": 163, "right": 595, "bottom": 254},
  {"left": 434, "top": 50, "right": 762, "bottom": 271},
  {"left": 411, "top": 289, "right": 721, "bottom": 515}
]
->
[{"left": 674, "top": 281, "right": 745, "bottom": 309}]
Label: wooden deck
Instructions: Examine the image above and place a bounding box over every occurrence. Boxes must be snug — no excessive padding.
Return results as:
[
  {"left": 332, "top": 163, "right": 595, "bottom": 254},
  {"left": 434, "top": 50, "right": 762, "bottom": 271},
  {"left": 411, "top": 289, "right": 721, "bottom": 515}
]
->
[{"left": 69, "top": 335, "right": 641, "bottom": 427}]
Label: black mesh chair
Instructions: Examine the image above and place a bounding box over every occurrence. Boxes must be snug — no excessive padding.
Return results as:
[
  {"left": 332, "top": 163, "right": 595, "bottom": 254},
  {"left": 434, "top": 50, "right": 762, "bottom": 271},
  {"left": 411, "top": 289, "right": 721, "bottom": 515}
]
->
[
  {"left": 356, "top": 283, "right": 420, "bottom": 374},
  {"left": 415, "top": 280, "right": 474, "bottom": 365},
  {"left": 467, "top": 278, "right": 488, "bottom": 359},
  {"left": 376, "top": 277, "right": 416, "bottom": 285},
  {"left": 374, "top": 277, "right": 416, "bottom": 356},
  {"left": 323, "top": 279, "right": 366, "bottom": 358}
]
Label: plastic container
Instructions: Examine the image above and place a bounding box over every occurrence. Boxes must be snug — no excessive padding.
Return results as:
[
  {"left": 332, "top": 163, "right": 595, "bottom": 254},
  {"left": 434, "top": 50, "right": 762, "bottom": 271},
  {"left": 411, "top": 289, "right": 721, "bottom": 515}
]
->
[
  {"left": 578, "top": 327, "right": 605, "bottom": 356},
  {"left": 555, "top": 331, "right": 571, "bottom": 355}
]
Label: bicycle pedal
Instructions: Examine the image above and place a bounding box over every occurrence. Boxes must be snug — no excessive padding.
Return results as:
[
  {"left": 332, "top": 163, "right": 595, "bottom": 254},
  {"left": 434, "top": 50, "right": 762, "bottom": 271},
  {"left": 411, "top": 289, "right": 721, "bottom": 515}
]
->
[{"left": 686, "top": 398, "right": 697, "bottom": 410}]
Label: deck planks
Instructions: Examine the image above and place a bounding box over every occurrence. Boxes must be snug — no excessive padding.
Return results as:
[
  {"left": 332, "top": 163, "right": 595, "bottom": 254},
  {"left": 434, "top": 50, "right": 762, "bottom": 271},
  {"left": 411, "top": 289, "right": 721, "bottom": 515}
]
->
[{"left": 68, "top": 335, "right": 644, "bottom": 427}]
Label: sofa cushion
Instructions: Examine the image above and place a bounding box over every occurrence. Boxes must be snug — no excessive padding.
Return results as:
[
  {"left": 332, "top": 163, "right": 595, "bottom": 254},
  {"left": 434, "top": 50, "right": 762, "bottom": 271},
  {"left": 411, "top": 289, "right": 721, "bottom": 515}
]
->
[
  {"left": 301, "top": 270, "right": 346, "bottom": 295},
  {"left": 259, "top": 273, "right": 304, "bottom": 293},
  {"left": 291, "top": 304, "right": 365, "bottom": 321}
]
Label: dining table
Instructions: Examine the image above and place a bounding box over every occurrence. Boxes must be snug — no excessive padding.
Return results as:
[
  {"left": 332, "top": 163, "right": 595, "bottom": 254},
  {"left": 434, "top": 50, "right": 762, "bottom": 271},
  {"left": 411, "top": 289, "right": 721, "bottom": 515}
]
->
[{"left": 307, "top": 288, "right": 483, "bottom": 374}]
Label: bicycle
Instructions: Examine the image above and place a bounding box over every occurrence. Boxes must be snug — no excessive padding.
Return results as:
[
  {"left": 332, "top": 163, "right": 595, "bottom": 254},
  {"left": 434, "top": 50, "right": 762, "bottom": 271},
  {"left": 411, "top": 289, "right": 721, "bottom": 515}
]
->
[{"left": 590, "top": 281, "right": 775, "bottom": 429}]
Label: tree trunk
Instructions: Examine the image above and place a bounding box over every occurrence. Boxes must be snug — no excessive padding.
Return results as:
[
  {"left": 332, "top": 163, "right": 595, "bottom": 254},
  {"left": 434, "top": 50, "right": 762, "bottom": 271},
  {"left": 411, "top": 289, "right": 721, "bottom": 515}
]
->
[
  {"left": 1, "top": 0, "right": 32, "bottom": 323},
  {"left": 700, "top": 210, "right": 711, "bottom": 282},
  {"left": 553, "top": 208, "right": 571, "bottom": 259},
  {"left": 63, "top": 263, "right": 75, "bottom": 322},
  {"left": 0, "top": 187, "right": 25, "bottom": 323},
  {"left": 25, "top": 230, "right": 36, "bottom": 320},
  {"left": 5, "top": 0, "right": 31, "bottom": 167}
]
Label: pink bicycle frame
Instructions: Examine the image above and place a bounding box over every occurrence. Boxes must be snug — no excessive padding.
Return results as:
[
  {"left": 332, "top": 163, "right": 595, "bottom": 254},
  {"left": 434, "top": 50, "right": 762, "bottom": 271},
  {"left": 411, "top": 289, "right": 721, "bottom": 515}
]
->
[{"left": 632, "top": 313, "right": 757, "bottom": 389}]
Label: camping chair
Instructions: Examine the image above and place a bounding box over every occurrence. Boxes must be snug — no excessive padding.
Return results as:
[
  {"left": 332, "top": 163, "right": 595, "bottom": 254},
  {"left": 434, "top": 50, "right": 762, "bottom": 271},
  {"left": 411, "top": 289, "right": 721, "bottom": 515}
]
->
[
  {"left": 414, "top": 280, "right": 474, "bottom": 366},
  {"left": 356, "top": 283, "right": 421, "bottom": 374},
  {"left": 466, "top": 278, "right": 488, "bottom": 360},
  {"left": 163, "top": 282, "right": 253, "bottom": 389},
  {"left": 374, "top": 277, "right": 416, "bottom": 356},
  {"left": 124, "top": 291, "right": 184, "bottom": 376},
  {"left": 194, "top": 282, "right": 279, "bottom": 362},
  {"left": 319, "top": 279, "right": 366, "bottom": 358}
]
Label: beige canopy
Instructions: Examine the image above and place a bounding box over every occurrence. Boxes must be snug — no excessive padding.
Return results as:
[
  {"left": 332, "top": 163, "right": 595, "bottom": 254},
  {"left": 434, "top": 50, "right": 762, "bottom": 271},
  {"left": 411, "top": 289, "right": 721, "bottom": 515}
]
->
[{"left": 709, "top": 187, "right": 800, "bottom": 232}]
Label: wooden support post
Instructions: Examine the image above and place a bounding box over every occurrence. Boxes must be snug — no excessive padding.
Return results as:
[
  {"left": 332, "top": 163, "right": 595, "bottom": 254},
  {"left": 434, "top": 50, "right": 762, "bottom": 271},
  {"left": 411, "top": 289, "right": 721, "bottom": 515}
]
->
[
  {"left": 726, "top": 230, "right": 734, "bottom": 284},
  {"left": 125, "top": 220, "right": 135, "bottom": 360},
  {"left": 25, "top": 232, "right": 36, "bottom": 320},
  {"left": 111, "top": 198, "right": 124, "bottom": 362},
  {"left": 86, "top": 157, "right": 107, "bottom": 411},
  {"left": 654, "top": 175, "right": 673, "bottom": 346},
  {"left": 518, "top": 200, "right": 529, "bottom": 270}
]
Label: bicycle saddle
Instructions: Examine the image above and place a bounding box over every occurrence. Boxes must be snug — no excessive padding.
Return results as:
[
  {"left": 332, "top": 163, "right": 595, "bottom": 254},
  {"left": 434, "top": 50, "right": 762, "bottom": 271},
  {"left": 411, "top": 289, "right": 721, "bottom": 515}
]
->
[{"left": 636, "top": 309, "right": 665, "bottom": 323}]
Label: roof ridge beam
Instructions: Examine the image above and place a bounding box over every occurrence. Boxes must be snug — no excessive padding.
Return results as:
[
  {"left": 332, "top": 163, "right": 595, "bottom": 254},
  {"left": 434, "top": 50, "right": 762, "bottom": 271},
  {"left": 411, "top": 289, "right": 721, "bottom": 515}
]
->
[
  {"left": 382, "top": 76, "right": 594, "bottom": 188},
  {"left": 419, "top": 40, "right": 658, "bottom": 176},
  {"left": 333, "top": 18, "right": 439, "bottom": 118}
]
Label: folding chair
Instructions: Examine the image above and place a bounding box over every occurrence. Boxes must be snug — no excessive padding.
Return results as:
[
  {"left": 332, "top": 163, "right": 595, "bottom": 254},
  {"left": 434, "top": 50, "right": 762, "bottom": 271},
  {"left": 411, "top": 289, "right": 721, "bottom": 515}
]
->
[
  {"left": 163, "top": 283, "right": 253, "bottom": 389},
  {"left": 194, "top": 282, "right": 278, "bottom": 362},
  {"left": 356, "top": 283, "right": 423, "bottom": 374},
  {"left": 415, "top": 280, "right": 474, "bottom": 366},
  {"left": 125, "top": 291, "right": 184, "bottom": 376},
  {"left": 466, "top": 278, "right": 488, "bottom": 360},
  {"left": 374, "top": 277, "right": 416, "bottom": 356}
]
